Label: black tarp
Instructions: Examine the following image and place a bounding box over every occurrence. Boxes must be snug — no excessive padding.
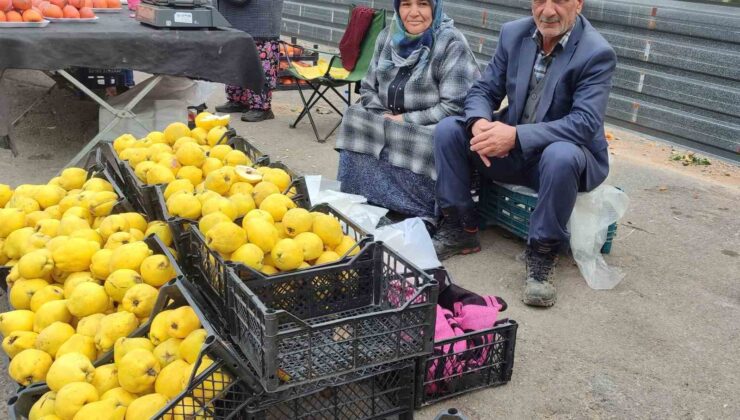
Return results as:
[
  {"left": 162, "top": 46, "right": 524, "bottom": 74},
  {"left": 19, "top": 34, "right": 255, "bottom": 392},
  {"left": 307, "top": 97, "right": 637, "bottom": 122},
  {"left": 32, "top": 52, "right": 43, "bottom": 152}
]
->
[{"left": 0, "top": 10, "right": 265, "bottom": 90}]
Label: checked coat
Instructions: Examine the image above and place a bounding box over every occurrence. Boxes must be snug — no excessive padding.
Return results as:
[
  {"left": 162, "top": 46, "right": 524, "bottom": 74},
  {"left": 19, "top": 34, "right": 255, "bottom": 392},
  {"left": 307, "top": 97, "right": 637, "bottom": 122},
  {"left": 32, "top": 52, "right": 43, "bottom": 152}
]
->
[{"left": 335, "top": 19, "right": 480, "bottom": 180}]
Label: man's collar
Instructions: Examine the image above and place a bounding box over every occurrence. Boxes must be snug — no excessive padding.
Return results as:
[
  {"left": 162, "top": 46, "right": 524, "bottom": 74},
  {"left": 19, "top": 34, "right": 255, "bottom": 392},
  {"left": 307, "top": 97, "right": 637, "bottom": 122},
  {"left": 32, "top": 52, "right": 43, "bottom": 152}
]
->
[{"left": 532, "top": 15, "right": 578, "bottom": 54}]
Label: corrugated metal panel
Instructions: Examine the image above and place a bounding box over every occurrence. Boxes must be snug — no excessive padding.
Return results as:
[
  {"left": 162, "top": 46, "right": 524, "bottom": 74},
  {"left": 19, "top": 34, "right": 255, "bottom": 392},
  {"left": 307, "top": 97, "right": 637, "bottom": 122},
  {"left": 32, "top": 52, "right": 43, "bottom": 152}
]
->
[{"left": 282, "top": 0, "right": 740, "bottom": 160}]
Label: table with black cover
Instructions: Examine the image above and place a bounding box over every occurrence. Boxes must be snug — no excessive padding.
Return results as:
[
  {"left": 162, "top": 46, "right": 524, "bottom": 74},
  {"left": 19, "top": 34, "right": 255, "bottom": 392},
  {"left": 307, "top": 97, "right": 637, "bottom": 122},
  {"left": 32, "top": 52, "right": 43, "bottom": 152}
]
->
[{"left": 0, "top": 9, "right": 265, "bottom": 164}]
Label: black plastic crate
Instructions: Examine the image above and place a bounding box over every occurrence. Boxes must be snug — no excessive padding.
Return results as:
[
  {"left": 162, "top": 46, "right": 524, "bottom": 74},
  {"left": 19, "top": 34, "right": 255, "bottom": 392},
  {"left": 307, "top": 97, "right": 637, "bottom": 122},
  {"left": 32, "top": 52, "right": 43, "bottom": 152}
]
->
[
  {"left": 116, "top": 129, "right": 268, "bottom": 219},
  {"left": 7, "top": 279, "right": 416, "bottom": 420},
  {"left": 6, "top": 278, "right": 246, "bottom": 420},
  {"left": 478, "top": 181, "right": 618, "bottom": 254},
  {"left": 154, "top": 164, "right": 310, "bottom": 260},
  {"left": 187, "top": 202, "right": 373, "bottom": 320},
  {"left": 0, "top": 266, "right": 9, "bottom": 295},
  {"left": 414, "top": 269, "right": 517, "bottom": 408},
  {"left": 82, "top": 155, "right": 135, "bottom": 215},
  {"left": 83, "top": 143, "right": 127, "bottom": 189},
  {"left": 70, "top": 68, "right": 133, "bottom": 90},
  {"left": 238, "top": 361, "right": 416, "bottom": 420},
  {"left": 226, "top": 241, "right": 438, "bottom": 392}
]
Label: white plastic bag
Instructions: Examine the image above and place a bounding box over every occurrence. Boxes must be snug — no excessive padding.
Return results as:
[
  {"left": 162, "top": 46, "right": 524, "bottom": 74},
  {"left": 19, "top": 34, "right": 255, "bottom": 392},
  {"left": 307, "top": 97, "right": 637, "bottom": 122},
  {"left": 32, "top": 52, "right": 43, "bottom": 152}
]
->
[
  {"left": 306, "top": 175, "right": 388, "bottom": 234},
  {"left": 306, "top": 176, "right": 439, "bottom": 269},
  {"left": 568, "top": 185, "right": 630, "bottom": 289},
  {"left": 374, "top": 218, "right": 441, "bottom": 270}
]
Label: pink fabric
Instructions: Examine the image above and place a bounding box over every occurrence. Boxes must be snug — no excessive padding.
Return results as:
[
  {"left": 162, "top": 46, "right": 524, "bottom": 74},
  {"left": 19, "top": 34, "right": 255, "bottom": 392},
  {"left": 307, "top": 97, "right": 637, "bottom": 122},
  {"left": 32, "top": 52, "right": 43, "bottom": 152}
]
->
[
  {"left": 426, "top": 305, "right": 467, "bottom": 393},
  {"left": 452, "top": 296, "right": 503, "bottom": 332},
  {"left": 425, "top": 293, "right": 505, "bottom": 396}
]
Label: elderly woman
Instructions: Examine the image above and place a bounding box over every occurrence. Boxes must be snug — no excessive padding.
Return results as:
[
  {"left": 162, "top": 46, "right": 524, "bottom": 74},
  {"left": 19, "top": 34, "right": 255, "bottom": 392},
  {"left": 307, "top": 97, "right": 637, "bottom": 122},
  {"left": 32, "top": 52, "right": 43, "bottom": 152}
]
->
[{"left": 335, "top": 0, "right": 480, "bottom": 224}]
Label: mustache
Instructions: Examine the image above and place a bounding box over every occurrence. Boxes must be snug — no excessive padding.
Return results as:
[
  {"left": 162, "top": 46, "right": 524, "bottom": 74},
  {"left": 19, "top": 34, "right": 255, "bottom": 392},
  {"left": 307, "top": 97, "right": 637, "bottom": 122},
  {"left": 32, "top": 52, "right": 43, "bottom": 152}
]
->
[{"left": 539, "top": 17, "right": 560, "bottom": 23}]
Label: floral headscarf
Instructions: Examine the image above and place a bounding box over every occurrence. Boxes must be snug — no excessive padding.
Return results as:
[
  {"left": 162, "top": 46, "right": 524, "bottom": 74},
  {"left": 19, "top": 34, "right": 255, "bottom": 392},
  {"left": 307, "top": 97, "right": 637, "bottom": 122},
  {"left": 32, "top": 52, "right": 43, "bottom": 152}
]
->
[{"left": 390, "top": 0, "right": 445, "bottom": 59}]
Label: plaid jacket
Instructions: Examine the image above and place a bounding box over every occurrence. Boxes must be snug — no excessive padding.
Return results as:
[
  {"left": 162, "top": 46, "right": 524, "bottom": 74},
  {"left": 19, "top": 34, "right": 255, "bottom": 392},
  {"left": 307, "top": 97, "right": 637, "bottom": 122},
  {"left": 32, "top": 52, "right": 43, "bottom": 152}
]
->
[{"left": 335, "top": 22, "right": 480, "bottom": 180}]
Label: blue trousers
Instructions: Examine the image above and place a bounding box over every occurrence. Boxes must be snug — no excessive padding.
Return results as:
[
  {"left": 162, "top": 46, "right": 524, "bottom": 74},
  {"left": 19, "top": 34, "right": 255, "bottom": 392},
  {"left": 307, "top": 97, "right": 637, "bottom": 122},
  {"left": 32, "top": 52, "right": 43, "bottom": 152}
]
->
[{"left": 434, "top": 117, "right": 588, "bottom": 244}]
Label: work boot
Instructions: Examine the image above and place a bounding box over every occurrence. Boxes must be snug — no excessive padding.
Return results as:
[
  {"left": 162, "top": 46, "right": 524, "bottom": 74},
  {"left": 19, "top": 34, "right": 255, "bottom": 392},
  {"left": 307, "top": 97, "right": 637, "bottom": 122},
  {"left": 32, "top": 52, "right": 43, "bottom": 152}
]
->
[
  {"left": 522, "top": 239, "right": 559, "bottom": 307},
  {"left": 215, "top": 101, "right": 249, "bottom": 113},
  {"left": 432, "top": 208, "right": 480, "bottom": 260},
  {"left": 241, "top": 109, "right": 275, "bottom": 122}
]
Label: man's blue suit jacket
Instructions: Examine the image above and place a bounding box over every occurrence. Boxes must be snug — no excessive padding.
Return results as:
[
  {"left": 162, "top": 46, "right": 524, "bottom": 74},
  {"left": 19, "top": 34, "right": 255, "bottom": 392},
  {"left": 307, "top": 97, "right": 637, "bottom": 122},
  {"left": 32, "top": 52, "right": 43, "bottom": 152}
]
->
[{"left": 464, "top": 15, "right": 617, "bottom": 191}]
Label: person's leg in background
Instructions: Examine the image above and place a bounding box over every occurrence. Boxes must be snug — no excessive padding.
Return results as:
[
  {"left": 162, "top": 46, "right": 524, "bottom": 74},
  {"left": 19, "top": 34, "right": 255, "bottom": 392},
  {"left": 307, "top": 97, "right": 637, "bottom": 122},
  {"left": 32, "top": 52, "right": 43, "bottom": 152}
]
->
[
  {"left": 521, "top": 141, "right": 587, "bottom": 307},
  {"left": 0, "top": 70, "right": 13, "bottom": 152},
  {"left": 241, "top": 39, "right": 280, "bottom": 122},
  {"left": 217, "top": 84, "right": 251, "bottom": 114}
]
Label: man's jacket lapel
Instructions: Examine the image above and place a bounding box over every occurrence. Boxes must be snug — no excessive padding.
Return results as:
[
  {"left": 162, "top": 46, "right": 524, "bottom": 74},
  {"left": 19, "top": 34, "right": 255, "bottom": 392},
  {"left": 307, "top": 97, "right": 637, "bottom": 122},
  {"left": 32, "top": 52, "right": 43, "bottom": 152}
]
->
[
  {"left": 514, "top": 30, "right": 538, "bottom": 123},
  {"left": 535, "top": 16, "right": 584, "bottom": 122}
]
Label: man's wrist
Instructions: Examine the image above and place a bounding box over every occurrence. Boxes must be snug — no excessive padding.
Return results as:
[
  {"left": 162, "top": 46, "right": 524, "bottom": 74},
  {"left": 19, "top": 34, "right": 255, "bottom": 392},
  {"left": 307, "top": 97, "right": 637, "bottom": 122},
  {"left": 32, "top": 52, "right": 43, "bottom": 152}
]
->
[{"left": 466, "top": 117, "right": 483, "bottom": 137}]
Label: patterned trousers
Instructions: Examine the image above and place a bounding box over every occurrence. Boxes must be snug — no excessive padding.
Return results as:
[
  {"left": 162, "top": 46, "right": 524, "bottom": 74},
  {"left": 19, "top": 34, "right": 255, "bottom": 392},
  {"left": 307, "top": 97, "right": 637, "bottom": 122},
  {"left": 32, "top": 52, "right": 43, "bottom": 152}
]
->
[{"left": 225, "top": 39, "right": 280, "bottom": 111}]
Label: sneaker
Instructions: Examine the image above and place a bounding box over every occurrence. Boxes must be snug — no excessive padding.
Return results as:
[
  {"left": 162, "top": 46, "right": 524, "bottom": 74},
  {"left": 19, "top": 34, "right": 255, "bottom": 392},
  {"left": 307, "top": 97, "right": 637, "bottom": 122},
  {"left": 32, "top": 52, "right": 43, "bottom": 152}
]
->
[
  {"left": 215, "top": 101, "right": 249, "bottom": 113},
  {"left": 432, "top": 208, "right": 481, "bottom": 260},
  {"left": 241, "top": 109, "right": 275, "bottom": 122},
  {"left": 522, "top": 239, "right": 559, "bottom": 307}
]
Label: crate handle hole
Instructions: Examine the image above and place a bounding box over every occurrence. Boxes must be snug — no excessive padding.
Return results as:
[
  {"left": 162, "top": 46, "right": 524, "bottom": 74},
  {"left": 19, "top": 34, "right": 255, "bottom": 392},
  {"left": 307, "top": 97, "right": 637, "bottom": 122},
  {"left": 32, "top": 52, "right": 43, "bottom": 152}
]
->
[
  {"left": 7, "top": 396, "right": 17, "bottom": 405},
  {"left": 204, "top": 336, "right": 215, "bottom": 345},
  {"left": 448, "top": 408, "right": 459, "bottom": 415}
]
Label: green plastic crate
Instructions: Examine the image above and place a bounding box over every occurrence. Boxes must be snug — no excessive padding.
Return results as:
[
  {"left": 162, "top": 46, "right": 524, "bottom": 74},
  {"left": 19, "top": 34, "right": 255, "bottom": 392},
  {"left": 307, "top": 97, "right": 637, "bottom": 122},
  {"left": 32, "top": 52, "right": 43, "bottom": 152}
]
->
[{"left": 478, "top": 182, "right": 617, "bottom": 254}]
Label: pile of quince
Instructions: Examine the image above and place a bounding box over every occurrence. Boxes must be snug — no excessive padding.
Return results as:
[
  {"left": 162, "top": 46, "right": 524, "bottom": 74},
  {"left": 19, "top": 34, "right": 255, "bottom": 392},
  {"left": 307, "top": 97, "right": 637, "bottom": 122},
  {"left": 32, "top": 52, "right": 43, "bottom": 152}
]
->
[
  {"left": 18, "top": 304, "right": 222, "bottom": 419},
  {"left": 113, "top": 116, "right": 361, "bottom": 275},
  {"left": 0, "top": 168, "right": 183, "bottom": 391}
]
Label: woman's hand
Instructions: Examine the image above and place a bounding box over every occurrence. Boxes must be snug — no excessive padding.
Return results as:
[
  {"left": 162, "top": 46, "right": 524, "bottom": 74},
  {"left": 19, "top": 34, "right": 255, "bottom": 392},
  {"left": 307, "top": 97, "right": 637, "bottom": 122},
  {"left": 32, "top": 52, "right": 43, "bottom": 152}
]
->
[{"left": 384, "top": 113, "right": 404, "bottom": 122}]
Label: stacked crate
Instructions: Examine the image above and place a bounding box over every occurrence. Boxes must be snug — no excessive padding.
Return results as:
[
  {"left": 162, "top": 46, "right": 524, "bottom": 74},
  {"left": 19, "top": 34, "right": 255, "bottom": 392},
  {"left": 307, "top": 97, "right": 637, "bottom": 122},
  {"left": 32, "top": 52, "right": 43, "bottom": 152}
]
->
[
  {"left": 6, "top": 127, "right": 519, "bottom": 419},
  {"left": 276, "top": 38, "right": 319, "bottom": 91}
]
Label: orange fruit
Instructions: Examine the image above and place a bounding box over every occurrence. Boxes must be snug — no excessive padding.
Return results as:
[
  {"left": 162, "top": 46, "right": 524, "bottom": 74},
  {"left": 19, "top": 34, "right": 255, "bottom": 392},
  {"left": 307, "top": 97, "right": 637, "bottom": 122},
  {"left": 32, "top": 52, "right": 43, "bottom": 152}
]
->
[
  {"left": 79, "top": 5, "right": 93, "bottom": 17},
  {"left": 6, "top": 9, "right": 22, "bottom": 20},
  {"left": 106, "top": 0, "right": 118, "bottom": 7},
  {"left": 13, "top": 0, "right": 32, "bottom": 10},
  {"left": 91, "top": 0, "right": 105, "bottom": 7},
  {"left": 22, "top": 8, "right": 41, "bottom": 20},
  {"left": 62, "top": 3, "right": 78, "bottom": 17},
  {"left": 48, "top": 0, "right": 64, "bottom": 8},
  {"left": 41, "top": 3, "right": 61, "bottom": 17},
  {"left": 0, "top": 0, "right": 10, "bottom": 10},
  {"left": 0, "top": 11, "right": 6, "bottom": 21}
]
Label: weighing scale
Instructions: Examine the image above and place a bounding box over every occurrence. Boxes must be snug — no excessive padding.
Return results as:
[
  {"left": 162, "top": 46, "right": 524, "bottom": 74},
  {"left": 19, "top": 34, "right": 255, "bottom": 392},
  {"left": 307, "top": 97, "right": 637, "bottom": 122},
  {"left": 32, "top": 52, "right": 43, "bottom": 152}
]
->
[{"left": 136, "top": 0, "right": 231, "bottom": 29}]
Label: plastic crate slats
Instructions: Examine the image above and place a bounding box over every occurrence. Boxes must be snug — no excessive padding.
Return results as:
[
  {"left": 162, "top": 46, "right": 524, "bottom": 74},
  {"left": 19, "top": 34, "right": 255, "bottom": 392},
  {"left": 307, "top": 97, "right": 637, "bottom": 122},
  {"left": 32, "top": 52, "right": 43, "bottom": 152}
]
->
[{"left": 479, "top": 182, "right": 618, "bottom": 254}]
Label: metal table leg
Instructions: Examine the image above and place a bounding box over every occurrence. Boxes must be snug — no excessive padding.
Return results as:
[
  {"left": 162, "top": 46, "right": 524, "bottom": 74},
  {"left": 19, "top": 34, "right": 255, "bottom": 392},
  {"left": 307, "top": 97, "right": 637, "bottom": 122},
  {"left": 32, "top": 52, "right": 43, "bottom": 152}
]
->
[
  {"left": 60, "top": 71, "right": 164, "bottom": 168},
  {"left": 0, "top": 69, "right": 19, "bottom": 156}
]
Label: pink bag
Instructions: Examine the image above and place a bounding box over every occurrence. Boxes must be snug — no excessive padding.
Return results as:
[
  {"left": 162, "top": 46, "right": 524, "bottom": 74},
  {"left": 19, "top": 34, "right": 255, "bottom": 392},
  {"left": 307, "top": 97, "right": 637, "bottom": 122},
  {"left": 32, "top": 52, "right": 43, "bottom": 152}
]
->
[
  {"left": 453, "top": 296, "right": 506, "bottom": 369},
  {"left": 424, "top": 276, "right": 508, "bottom": 398},
  {"left": 425, "top": 305, "right": 467, "bottom": 394}
]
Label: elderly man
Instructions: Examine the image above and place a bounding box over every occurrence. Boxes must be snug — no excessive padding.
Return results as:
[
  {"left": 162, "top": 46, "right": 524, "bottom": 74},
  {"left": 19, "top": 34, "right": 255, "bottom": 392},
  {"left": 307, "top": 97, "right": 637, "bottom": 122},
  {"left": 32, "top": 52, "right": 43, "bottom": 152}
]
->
[{"left": 432, "top": 0, "right": 617, "bottom": 307}]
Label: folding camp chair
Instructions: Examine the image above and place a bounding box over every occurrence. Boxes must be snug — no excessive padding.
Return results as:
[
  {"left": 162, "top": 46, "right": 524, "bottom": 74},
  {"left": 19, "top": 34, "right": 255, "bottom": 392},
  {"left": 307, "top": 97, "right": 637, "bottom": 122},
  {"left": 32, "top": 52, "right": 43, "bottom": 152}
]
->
[{"left": 286, "top": 7, "right": 386, "bottom": 143}]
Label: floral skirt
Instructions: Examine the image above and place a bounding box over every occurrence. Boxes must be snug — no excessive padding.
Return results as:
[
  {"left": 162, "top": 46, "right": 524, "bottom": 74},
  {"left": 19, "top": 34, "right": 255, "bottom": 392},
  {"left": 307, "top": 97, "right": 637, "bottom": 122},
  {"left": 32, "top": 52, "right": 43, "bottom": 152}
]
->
[
  {"left": 225, "top": 39, "right": 280, "bottom": 111},
  {"left": 338, "top": 150, "right": 437, "bottom": 218}
]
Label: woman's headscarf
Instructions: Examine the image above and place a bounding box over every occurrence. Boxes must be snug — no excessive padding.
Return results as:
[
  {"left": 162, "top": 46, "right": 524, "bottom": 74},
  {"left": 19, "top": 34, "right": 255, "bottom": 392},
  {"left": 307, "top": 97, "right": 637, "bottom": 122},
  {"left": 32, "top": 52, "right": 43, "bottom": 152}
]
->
[{"left": 390, "top": 0, "right": 445, "bottom": 62}]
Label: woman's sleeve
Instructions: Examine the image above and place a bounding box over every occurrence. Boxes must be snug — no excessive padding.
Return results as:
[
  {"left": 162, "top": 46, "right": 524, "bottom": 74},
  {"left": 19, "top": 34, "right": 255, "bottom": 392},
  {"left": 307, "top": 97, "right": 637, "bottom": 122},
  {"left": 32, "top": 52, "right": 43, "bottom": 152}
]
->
[
  {"left": 359, "top": 30, "right": 389, "bottom": 113},
  {"left": 403, "top": 38, "right": 481, "bottom": 126}
]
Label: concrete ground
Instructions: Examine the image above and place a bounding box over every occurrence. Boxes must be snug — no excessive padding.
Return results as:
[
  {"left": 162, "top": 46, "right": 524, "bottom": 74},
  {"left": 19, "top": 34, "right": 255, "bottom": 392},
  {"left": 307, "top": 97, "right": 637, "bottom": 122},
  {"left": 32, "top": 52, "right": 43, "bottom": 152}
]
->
[{"left": 1, "top": 71, "right": 738, "bottom": 419}]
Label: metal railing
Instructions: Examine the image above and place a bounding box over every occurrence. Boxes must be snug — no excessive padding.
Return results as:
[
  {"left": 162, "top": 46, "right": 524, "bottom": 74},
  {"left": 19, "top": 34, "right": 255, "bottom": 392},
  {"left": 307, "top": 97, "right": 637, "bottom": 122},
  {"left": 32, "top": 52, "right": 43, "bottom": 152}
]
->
[{"left": 281, "top": 0, "right": 740, "bottom": 161}]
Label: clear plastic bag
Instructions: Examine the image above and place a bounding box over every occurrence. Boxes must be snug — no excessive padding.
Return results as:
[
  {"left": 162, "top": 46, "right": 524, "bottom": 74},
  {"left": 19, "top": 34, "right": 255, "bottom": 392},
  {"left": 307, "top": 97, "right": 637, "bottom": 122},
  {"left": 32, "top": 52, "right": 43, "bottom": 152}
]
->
[
  {"left": 374, "top": 218, "right": 441, "bottom": 270},
  {"left": 567, "top": 185, "right": 630, "bottom": 289}
]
